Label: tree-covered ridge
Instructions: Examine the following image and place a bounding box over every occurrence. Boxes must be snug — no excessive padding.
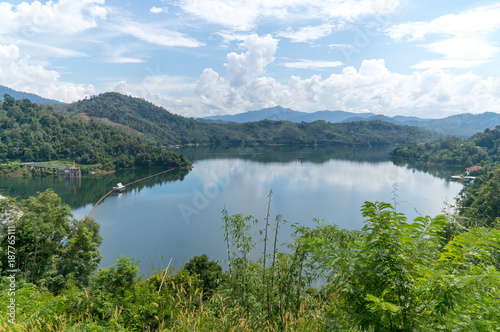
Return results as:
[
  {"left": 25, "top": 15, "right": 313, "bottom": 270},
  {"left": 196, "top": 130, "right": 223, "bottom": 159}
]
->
[
  {"left": 389, "top": 126, "right": 500, "bottom": 167},
  {"left": 62, "top": 92, "right": 441, "bottom": 147},
  {"left": 1, "top": 191, "right": 500, "bottom": 331},
  {"left": 0, "top": 94, "right": 190, "bottom": 170}
]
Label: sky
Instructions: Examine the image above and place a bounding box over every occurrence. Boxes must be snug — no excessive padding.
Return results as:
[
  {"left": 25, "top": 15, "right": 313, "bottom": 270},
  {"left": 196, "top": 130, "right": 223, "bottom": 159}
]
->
[{"left": 1, "top": 0, "right": 500, "bottom": 118}]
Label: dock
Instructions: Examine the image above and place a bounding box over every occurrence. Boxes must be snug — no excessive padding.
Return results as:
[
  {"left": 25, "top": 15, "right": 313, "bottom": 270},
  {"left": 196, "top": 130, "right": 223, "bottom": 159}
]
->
[
  {"left": 450, "top": 175, "right": 476, "bottom": 182},
  {"left": 23, "top": 163, "right": 81, "bottom": 178}
]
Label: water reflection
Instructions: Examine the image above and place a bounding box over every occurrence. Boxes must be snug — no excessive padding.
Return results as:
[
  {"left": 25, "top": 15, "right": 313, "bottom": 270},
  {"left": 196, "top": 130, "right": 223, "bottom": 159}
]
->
[
  {"left": 0, "top": 147, "right": 464, "bottom": 273},
  {"left": 0, "top": 168, "right": 190, "bottom": 209},
  {"left": 180, "top": 145, "right": 392, "bottom": 164}
]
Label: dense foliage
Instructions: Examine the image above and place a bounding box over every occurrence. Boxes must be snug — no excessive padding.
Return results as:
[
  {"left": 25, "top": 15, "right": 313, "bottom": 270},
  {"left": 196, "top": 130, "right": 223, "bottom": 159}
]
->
[
  {"left": 389, "top": 126, "right": 500, "bottom": 167},
  {"left": 1, "top": 189, "right": 500, "bottom": 331},
  {"left": 390, "top": 126, "right": 500, "bottom": 228},
  {"left": 0, "top": 94, "right": 190, "bottom": 170},
  {"left": 0, "top": 190, "right": 102, "bottom": 294},
  {"left": 458, "top": 168, "right": 500, "bottom": 228},
  {"left": 62, "top": 92, "right": 440, "bottom": 147}
]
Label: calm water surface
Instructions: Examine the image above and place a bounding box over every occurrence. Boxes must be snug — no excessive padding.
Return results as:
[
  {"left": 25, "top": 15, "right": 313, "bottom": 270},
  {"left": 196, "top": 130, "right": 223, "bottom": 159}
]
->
[{"left": 0, "top": 146, "right": 464, "bottom": 272}]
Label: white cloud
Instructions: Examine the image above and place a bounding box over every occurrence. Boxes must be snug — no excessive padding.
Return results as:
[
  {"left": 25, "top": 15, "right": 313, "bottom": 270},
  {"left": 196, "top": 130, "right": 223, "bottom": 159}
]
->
[
  {"left": 328, "top": 43, "right": 353, "bottom": 49},
  {"left": 10, "top": 38, "right": 88, "bottom": 58},
  {"left": 0, "top": 0, "right": 107, "bottom": 35},
  {"left": 113, "top": 20, "right": 204, "bottom": 47},
  {"left": 194, "top": 68, "right": 229, "bottom": 109},
  {"left": 177, "top": 0, "right": 404, "bottom": 31},
  {"left": 388, "top": 3, "right": 500, "bottom": 41},
  {"left": 104, "top": 56, "right": 500, "bottom": 119},
  {"left": 283, "top": 59, "right": 343, "bottom": 69},
  {"left": 96, "top": 29, "right": 500, "bottom": 118},
  {"left": 191, "top": 54, "right": 500, "bottom": 118},
  {"left": 278, "top": 23, "right": 335, "bottom": 43},
  {"left": 411, "top": 60, "right": 490, "bottom": 70},
  {"left": 107, "top": 57, "right": 145, "bottom": 64},
  {"left": 0, "top": 43, "right": 96, "bottom": 102},
  {"left": 104, "top": 31, "right": 497, "bottom": 118},
  {"left": 387, "top": 3, "right": 500, "bottom": 68},
  {"left": 425, "top": 36, "right": 499, "bottom": 61},
  {"left": 150, "top": 6, "right": 167, "bottom": 14},
  {"left": 225, "top": 34, "right": 278, "bottom": 87}
]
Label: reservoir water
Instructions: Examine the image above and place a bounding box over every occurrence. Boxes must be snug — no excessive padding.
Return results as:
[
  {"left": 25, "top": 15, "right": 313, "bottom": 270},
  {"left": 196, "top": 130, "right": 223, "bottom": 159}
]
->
[{"left": 0, "top": 146, "right": 464, "bottom": 272}]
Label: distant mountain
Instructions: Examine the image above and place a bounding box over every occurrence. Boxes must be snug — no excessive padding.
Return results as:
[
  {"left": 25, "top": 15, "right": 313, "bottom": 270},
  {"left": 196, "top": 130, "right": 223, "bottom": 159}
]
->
[
  {"left": 202, "top": 106, "right": 376, "bottom": 123},
  {"left": 0, "top": 85, "right": 65, "bottom": 105},
  {"left": 200, "top": 107, "right": 500, "bottom": 137},
  {"left": 60, "top": 92, "right": 439, "bottom": 147},
  {"left": 399, "top": 112, "right": 500, "bottom": 138}
]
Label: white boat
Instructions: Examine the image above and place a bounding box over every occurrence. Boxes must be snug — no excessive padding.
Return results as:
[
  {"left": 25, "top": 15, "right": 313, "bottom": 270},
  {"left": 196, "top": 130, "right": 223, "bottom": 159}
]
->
[{"left": 113, "top": 183, "right": 126, "bottom": 191}]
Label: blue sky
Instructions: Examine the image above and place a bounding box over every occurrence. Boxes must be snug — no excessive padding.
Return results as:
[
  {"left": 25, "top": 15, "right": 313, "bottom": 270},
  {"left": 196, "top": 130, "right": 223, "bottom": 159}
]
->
[{"left": 1, "top": 0, "right": 500, "bottom": 118}]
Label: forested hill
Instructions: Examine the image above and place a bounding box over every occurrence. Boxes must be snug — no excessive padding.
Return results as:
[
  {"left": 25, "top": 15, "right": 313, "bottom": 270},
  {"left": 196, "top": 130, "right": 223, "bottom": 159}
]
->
[
  {"left": 0, "top": 94, "right": 190, "bottom": 169},
  {"left": 61, "top": 92, "right": 440, "bottom": 147},
  {"left": 389, "top": 126, "right": 500, "bottom": 167}
]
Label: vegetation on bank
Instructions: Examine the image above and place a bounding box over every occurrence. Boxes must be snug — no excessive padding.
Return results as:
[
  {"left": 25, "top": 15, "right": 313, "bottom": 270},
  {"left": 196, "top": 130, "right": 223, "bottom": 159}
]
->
[
  {"left": 0, "top": 95, "right": 190, "bottom": 173},
  {"left": 61, "top": 92, "right": 441, "bottom": 147},
  {"left": 389, "top": 126, "right": 500, "bottom": 168},
  {"left": 0, "top": 164, "right": 31, "bottom": 177},
  {"left": 1, "top": 186, "right": 500, "bottom": 331},
  {"left": 389, "top": 126, "right": 500, "bottom": 230}
]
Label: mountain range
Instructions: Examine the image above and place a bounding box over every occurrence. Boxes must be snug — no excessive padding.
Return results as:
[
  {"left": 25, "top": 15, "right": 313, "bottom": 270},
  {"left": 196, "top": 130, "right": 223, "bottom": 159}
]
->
[
  {"left": 2, "top": 85, "right": 498, "bottom": 138},
  {"left": 0, "top": 85, "right": 65, "bottom": 105},
  {"left": 201, "top": 106, "right": 500, "bottom": 137}
]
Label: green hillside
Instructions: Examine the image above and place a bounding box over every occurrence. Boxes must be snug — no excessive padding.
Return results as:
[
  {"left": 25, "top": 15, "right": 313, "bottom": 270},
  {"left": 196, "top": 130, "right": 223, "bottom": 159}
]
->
[
  {"left": 0, "top": 94, "right": 190, "bottom": 170},
  {"left": 61, "top": 92, "right": 441, "bottom": 147}
]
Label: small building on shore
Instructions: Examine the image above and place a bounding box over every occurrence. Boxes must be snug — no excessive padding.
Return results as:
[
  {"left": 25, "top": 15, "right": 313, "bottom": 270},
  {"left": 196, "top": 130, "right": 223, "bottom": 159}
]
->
[{"left": 466, "top": 165, "right": 483, "bottom": 176}]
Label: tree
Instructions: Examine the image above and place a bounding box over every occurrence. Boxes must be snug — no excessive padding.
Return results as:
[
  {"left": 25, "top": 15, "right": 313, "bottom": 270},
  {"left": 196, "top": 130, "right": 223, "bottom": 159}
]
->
[
  {"left": 92, "top": 255, "right": 139, "bottom": 299},
  {"left": 183, "top": 254, "right": 223, "bottom": 296},
  {"left": 2, "top": 93, "right": 15, "bottom": 110},
  {"left": 0, "top": 190, "right": 102, "bottom": 293}
]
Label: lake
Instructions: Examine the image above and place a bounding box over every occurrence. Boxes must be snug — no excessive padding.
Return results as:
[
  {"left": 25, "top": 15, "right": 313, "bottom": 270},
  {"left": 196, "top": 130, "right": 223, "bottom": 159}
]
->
[{"left": 0, "top": 146, "right": 464, "bottom": 273}]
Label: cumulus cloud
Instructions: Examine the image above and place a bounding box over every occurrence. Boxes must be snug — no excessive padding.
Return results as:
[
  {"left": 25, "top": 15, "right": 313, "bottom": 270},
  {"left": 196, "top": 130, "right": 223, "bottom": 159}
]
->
[
  {"left": 109, "top": 57, "right": 500, "bottom": 119},
  {"left": 104, "top": 31, "right": 499, "bottom": 118},
  {"left": 387, "top": 3, "right": 500, "bottom": 68},
  {"left": 101, "top": 28, "right": 500, "bottom": 119},
  {"left": 225, "top": 34, "right": 278, "bottom": 87},
  {"left": 191, "top": 51, "right": 500, "bottom": 118},
  {"left": 194, "top": 68, "right": 229, "bottom": 109},
  {"left": 0, "top": 43, "right": 96, "bottom": 102}
]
